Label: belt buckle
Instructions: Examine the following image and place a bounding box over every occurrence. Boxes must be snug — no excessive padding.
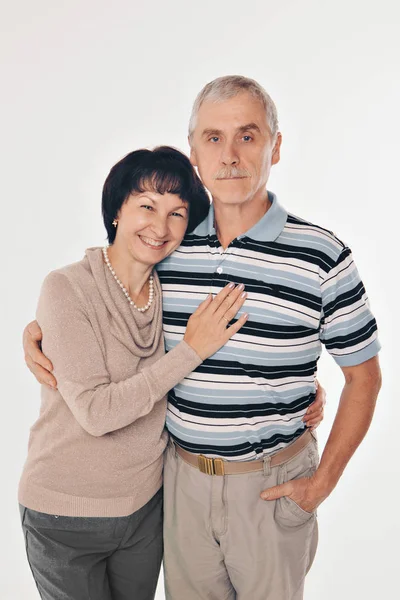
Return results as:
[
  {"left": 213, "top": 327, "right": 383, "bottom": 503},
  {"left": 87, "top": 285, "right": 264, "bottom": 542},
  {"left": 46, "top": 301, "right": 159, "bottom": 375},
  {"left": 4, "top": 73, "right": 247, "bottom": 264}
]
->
[{"left": 198, "top": 455, "right": 225, "bottom": 476}]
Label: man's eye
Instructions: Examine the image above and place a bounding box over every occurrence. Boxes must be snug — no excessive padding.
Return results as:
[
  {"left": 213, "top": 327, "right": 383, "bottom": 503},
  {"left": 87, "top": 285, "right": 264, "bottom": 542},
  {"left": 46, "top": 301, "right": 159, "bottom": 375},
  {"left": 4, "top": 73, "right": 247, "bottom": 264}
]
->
[
  {"left": 209, "top": 137, "right": 219, "bottom": 143},
  {"left": 242, "top": 135, "right": 252, "bottom": 142}
]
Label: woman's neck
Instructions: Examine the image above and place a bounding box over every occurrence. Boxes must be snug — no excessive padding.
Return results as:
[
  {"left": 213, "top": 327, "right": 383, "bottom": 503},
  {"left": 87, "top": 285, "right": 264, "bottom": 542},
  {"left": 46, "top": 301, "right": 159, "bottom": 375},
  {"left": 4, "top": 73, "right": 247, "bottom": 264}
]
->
[{"left": 106, "top": 243, "right": 152, "bottom": 300}]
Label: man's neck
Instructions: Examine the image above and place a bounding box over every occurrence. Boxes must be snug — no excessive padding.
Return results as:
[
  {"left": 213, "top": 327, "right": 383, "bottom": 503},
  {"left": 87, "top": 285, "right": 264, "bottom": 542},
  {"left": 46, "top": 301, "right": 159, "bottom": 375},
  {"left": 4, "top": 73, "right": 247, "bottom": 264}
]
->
[{"left": 213, "top": 193, "right": 271, "bottom": 249}]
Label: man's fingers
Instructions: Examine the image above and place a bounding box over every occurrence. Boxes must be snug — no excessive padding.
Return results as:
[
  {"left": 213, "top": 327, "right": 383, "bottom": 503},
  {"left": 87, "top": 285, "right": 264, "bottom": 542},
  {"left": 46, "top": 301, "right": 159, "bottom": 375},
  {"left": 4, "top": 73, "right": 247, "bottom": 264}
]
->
[
  {"left": 25, "top": 356, "right": 57, "bottom": 388},
  {"left": 23, "top": 321, "right": 54, "bottom": 372},
  {"left": 261, "top": 482, "right": 292, "bottom": 501},
  {"left": 26, "top": 320, "right": 43, "bottom": 341},
  {"left": 28, "top": 344, "right": 54, "bottom": 372}
]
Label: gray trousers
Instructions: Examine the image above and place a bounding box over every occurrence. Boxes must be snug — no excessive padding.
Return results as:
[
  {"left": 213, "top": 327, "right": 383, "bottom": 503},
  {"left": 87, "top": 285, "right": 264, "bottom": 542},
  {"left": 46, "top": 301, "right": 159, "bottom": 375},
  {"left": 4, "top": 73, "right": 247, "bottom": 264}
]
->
[{"left": 20, "top": 488, "right": 163, "bottom": 600}]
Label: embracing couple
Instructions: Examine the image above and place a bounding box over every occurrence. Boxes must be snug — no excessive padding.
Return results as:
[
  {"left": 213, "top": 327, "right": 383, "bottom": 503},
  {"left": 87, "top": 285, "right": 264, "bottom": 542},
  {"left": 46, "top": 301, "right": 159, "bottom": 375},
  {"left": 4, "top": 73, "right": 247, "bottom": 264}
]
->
[{"left": 20, "top": 75, "right": 381, "bottom": 600}]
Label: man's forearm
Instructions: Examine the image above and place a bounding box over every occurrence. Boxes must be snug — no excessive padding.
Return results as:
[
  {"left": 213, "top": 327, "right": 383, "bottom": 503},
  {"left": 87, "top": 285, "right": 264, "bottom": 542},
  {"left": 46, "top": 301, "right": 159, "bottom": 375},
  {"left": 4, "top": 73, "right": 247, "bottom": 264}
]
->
[{"left": 314, "top": 358, "right": 382, "bottom": 497}]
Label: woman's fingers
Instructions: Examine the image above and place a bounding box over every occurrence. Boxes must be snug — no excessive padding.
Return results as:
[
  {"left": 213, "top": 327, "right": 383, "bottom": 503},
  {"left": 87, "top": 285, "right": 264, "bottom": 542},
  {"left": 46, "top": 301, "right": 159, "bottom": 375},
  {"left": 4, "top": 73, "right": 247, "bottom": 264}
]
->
[
  {"left": 214, "top": 284, "right": 246, "bottom": 321},
  {"left": 225, "top": 312, "right": 249, "bottom": 338},
  {"left": 208, "top": 283, "right": 238, "bottom": 314},
  {"left": 192, "top": 293, "right": 213, "bottom": 316},
  {"left": 303, "top": 387, "right": 326, "bottom": 424},
  {"left": 220, "top": 291, "right": 248, "bottom": 325},
  {"left": 306, "top": 412, "right": 324, "bottom": 429}
]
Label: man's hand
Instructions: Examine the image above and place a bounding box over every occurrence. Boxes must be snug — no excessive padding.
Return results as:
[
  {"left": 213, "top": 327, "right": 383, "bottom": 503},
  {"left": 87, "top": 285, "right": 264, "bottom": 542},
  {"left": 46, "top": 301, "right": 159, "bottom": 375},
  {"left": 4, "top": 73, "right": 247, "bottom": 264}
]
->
[
  {"left": 261, "top": 356, "right": 381, "bottom": 513},
  {"left": 23, "top": 320, "right": 57, "bottom": 389},
  {"left": 260, "top": 474, "right": 328, "bottom": 513},
  {"left": 302, "top": 379, "right": 326, "bottom": 429}
]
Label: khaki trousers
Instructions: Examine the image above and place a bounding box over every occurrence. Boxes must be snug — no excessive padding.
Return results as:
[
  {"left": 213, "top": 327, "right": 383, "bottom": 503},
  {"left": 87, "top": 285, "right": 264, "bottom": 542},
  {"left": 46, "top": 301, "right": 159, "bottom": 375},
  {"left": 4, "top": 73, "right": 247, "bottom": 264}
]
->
[{"left": 163, "top": 435, "right": 319, "bottom": 600}]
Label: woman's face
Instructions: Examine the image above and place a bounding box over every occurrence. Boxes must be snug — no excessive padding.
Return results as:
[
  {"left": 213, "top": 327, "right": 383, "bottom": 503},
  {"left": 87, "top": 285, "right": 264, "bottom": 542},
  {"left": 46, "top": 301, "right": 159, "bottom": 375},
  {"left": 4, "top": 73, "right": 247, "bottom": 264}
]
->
[{"left": 114, "top": 190, "right": 189, "bottom": 266}]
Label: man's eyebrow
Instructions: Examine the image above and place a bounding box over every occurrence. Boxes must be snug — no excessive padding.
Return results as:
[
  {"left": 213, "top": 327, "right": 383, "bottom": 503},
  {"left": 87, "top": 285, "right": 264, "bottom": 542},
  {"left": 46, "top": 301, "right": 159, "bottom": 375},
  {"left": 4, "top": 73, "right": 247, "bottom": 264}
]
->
[
  {"left": 237, "top": 122, "right": 261, "bottom": 134},
  {"left": 201, "top": 123, "right": 261, "bottom": 137},
  {"left": 201, "top": 128, "right": 223, "bottom": 138}
]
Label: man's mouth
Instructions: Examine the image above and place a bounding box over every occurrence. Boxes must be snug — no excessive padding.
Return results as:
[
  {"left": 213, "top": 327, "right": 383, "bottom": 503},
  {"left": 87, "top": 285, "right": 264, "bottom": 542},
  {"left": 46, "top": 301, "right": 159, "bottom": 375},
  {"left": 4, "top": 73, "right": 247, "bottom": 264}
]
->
[{"left": 138, "top": 235, "right": 167, "bottom": 249}]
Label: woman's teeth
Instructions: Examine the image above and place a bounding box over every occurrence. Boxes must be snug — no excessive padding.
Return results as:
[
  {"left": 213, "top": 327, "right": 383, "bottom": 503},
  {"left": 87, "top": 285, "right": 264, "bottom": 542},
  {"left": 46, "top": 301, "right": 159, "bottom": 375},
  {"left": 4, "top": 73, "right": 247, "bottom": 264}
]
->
[{"left": 139, "top": 236, "right": 166, "bottom": 247}]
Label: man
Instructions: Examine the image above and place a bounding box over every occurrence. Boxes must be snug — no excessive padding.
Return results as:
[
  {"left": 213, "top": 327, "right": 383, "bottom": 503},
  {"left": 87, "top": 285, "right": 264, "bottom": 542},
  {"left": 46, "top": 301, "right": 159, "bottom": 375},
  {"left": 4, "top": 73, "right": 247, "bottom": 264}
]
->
[{"left": 24, "top": 76, "right": 381, "bottom": 599}]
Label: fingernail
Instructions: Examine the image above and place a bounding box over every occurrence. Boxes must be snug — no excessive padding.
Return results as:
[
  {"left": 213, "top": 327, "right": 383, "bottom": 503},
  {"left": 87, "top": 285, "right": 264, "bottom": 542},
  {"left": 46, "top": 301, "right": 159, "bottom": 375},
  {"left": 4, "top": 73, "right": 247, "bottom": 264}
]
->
[
  {"left": 228, "top": 282, "right": 235, "bottom": 289},
  {"left": 261, "top": 492, "right": 269, "bottom": 500},
  {"left": 241, "top": 292, "right": 247, "bottom": 298},
  {"left": 238, "top": 283, "right": 245, "bottom": 291},
  {"left": 243, "top": 313, "right": 249, "bottom": 320}
]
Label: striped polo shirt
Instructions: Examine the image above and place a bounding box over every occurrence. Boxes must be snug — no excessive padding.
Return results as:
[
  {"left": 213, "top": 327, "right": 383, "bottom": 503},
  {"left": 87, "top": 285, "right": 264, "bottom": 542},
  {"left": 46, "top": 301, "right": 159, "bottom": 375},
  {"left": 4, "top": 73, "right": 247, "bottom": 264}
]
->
[{"left": 157, "top": 193, "right": 380, "bottom": 460}]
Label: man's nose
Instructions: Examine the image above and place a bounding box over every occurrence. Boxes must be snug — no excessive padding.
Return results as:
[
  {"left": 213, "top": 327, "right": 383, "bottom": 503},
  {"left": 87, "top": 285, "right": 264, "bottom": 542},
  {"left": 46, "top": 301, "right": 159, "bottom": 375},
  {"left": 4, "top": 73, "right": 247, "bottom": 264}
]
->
[{"left": 221, "top": 141, "right": 239, "bottom": 165}]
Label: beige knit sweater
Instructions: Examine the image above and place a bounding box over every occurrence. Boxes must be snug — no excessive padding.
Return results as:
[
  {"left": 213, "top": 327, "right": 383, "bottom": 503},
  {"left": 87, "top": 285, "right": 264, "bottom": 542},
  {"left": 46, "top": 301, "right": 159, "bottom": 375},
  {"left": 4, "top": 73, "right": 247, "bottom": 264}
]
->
[{"left": 18, "top": 247, "right": 202, "bottom": 517}]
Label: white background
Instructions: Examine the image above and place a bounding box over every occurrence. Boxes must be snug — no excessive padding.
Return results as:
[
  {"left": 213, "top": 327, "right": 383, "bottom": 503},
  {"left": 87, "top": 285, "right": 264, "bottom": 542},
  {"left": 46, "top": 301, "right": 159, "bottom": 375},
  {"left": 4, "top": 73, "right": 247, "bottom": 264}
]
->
[{"left": 1, "top": 0, "right": 399, "bottom": 598}]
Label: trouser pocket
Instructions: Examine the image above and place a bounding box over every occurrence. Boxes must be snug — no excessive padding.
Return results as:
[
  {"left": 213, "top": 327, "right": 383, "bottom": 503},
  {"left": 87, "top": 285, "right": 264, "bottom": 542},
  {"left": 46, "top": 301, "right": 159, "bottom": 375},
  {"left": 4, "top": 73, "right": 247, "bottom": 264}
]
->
[{"left": 274, "top": 439, "right": 319, "bottom": 528}]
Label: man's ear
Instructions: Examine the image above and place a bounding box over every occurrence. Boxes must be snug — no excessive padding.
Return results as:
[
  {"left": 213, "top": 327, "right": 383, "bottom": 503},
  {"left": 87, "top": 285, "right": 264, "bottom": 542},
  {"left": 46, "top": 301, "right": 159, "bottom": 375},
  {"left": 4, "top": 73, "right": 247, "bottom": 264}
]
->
[
  {"left": 188, "top": 136, "right": 198, "bottom": 167},
  {"left": 271, "top": 132, "right": 282, "bottom": 166}
]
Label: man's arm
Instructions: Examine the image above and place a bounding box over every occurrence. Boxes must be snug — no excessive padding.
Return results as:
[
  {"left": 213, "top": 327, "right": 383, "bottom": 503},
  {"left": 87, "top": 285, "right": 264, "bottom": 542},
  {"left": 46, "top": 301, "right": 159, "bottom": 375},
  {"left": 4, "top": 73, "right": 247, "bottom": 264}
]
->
[{"left": 261, "top": 355, "right": 382, "bottom": 510}]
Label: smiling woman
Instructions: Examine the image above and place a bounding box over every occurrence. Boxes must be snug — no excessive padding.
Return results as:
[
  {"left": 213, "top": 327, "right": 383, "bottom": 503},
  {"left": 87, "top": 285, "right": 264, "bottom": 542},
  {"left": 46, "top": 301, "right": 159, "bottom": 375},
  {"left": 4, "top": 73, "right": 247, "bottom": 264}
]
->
[
  {"left": 102, "top": 146, "right": 210, "bottom": 307},
  {"left": 17, "top": 145, "right": 249, "bottom": 600},
  {"left": 102, "top": 146, "right": 210, "bottom": 243}
]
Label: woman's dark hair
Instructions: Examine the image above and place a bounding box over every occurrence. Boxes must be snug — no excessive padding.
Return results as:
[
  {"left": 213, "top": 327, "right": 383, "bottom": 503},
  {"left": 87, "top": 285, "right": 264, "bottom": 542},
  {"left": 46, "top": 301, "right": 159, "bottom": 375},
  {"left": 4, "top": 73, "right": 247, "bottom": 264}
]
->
[{"left": 102, "top": 146, "right": 210, "bottom": 243}]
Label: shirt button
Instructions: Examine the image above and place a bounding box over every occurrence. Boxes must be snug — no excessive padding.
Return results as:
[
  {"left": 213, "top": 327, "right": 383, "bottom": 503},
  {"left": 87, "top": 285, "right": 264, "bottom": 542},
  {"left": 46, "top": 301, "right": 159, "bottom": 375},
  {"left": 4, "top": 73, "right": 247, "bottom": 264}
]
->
[{"left": 216, "top": 267, "right": 223, "bottom": 274}]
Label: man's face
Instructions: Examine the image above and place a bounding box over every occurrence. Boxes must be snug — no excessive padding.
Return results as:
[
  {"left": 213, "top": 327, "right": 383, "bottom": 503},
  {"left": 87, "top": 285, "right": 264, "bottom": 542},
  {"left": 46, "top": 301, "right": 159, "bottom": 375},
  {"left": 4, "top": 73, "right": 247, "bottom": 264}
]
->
[{"left": 189, "top": 92, "right": 281, "bottom": 207}]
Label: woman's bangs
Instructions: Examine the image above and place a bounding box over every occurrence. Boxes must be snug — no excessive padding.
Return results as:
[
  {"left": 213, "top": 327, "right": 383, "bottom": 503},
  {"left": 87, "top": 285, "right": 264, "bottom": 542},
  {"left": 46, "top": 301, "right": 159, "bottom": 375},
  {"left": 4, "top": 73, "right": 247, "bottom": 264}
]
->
[{"left": 136, "top": 169, "right": 185, "bottom": 197}]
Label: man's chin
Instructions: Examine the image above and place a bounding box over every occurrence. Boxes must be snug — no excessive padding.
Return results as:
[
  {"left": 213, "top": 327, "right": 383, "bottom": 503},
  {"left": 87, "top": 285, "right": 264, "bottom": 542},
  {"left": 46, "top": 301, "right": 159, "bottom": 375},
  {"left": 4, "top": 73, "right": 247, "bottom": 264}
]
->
[{"left": 211, "top": 192, "right": 252, "bottom": 207}]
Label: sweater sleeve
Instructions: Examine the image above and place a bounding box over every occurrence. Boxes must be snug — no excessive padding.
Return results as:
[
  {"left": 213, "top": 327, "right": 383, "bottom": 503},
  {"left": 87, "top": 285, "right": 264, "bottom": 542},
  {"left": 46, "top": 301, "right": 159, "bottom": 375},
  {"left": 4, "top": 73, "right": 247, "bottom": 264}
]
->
[{"left": 37, "top": 271, "right": 202, "bottom": 437}]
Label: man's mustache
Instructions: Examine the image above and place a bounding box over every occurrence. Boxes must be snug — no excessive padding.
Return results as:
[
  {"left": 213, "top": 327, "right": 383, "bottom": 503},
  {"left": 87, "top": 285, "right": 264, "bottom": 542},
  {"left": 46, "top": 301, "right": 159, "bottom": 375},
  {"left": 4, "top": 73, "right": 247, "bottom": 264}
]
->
[{"left": 214, "top": 166, "right": 251, "bottom": 180}]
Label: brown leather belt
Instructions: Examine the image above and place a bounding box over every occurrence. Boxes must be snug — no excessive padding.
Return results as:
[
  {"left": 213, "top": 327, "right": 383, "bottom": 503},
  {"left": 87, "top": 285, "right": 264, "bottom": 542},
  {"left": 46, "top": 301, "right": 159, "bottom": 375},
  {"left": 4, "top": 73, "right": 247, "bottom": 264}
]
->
[{"left": 174, "top": 429, "right": 314, "bottom": 476}]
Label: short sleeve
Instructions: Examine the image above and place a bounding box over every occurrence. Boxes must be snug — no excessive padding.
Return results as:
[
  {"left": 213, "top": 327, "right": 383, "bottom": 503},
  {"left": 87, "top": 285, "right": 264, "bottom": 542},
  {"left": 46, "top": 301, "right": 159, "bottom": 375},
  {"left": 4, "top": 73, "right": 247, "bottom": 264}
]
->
[{"left": 320, "top": 246, "right": 381, "bottom": 367}]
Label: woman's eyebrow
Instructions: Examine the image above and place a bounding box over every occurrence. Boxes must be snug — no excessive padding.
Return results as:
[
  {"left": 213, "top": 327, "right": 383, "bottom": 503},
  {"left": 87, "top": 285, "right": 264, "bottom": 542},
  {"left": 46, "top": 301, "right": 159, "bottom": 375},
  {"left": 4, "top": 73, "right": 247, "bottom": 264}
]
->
[{"left": 137, "top": 194, "right": 156, "bottom": 202}]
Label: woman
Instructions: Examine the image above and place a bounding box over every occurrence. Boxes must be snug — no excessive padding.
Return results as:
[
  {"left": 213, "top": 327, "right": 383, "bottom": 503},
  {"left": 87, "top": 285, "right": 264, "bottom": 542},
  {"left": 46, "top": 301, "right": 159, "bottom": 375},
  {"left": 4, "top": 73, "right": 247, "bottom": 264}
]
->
[
  {"left": 19, "top": 146, "right": 250, "bottom": 600},
  {"left": 20, "top": 146, "right": 324, "bottom": 599}
]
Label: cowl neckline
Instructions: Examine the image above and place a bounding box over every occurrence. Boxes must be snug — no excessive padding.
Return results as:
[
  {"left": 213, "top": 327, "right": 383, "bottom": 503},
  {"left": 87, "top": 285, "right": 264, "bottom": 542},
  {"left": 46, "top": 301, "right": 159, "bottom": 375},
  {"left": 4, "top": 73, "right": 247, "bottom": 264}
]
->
[{"left": 85, "top": 247, "right": 163, "bottom": 358}]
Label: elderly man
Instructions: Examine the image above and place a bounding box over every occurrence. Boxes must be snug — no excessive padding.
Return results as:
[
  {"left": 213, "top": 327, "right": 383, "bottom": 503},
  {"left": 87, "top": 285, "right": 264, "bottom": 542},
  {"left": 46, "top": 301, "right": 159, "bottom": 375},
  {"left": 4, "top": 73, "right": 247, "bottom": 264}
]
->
[{"left": 24, "top": 76, "right": 381, "bottom": 600}]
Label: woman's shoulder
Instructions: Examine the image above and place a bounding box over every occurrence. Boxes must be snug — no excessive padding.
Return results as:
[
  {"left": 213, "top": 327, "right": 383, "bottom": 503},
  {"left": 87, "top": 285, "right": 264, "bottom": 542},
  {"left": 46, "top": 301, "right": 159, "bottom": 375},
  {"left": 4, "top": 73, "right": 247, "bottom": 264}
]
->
[{"left": 40, "top": 250, "right": 99, "bottom": 304}]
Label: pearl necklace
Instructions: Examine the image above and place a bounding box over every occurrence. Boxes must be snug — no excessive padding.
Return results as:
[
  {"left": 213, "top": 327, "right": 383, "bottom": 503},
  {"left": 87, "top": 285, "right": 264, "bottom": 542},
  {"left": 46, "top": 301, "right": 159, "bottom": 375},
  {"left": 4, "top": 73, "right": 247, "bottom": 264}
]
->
[{"left": 102, "top": 246, "right": 154, "bottom": 313}]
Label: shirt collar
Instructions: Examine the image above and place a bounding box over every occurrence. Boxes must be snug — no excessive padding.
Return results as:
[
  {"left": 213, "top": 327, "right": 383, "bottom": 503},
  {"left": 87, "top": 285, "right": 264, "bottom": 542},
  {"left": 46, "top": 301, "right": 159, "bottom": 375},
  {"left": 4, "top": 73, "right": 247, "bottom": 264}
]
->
[{"left": 206, "top": 191, "right": 288, "bottom": 242}]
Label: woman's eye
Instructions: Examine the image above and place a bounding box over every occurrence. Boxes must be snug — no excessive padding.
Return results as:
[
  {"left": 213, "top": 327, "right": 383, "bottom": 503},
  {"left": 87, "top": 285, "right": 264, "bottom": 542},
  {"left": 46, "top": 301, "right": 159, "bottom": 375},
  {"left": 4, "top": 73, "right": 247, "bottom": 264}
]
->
[
  {"left": 171, "top": 212, "right": 185, "bottom": 218},
  {"left": 141, "top": 205, "right": 153, "bottom": 211}
]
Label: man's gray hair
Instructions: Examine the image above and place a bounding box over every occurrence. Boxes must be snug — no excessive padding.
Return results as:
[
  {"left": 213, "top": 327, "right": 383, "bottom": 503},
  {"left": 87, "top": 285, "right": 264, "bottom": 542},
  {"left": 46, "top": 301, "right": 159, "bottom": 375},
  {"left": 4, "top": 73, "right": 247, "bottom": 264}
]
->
[{"left": 188, "top": 75, "right": 279, "bottom": 141}]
